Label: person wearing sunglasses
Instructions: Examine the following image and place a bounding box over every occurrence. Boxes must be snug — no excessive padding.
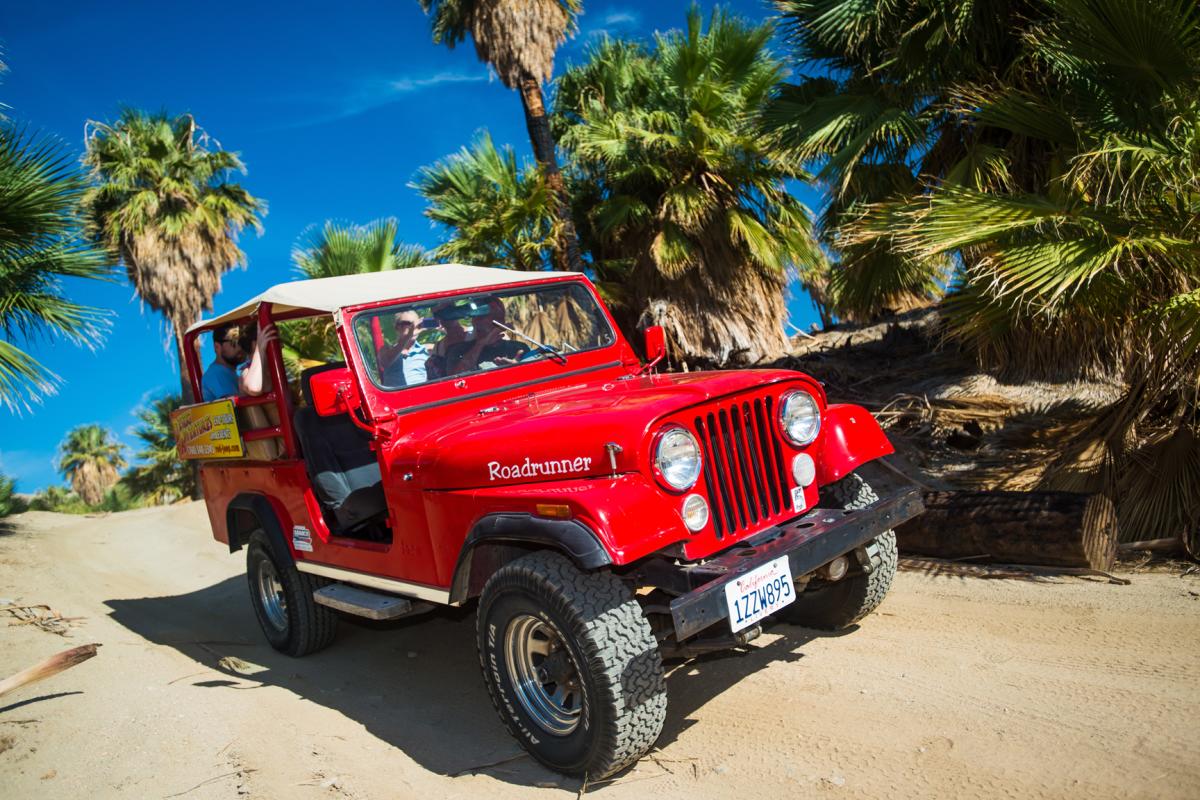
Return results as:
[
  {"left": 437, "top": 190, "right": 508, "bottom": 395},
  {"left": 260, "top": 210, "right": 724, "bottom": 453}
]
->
[
  {"left": 200, "top": 321, "right": 279, "bottom": 401},
  {"left": 378, "top": 309, "right": 429, "bottom": 387}
]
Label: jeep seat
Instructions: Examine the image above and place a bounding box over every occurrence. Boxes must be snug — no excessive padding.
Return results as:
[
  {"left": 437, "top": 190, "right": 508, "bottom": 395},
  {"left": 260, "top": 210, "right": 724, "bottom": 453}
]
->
[{"left": 293, "top": 363, "right": 387, "bottom": 532}]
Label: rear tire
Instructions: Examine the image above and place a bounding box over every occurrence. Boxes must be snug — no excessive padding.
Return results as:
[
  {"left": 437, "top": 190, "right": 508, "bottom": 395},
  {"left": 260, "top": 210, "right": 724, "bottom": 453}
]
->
[
  {"left": 477, "top": 552, "right": 667, "bottom": 779},
  {"left": 777, "top": 472, "right": 898, "bottom": 630},
  {"left": 246, "top": 532, "right": 337, "bottom": 656}
]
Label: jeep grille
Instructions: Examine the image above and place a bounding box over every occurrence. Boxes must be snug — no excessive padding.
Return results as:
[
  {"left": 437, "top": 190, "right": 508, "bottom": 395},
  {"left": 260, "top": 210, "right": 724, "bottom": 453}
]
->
[{"left": 693, "top": 394, "right": 792, "bottom": 539}]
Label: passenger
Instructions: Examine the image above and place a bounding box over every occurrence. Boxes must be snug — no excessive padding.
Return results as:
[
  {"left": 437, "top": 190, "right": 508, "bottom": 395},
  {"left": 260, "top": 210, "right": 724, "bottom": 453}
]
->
[
  {"left": 425, "top": 303, "right": 469, "bottom": 380},
  {"left": 445, "top": 298, "right": 527, "bottom": 375},
  {"left": 378, "top": 309, "right": 429, "bottom": 387},
  {"left": 201, "top": 322, "right": 279, "bottom": 401}
]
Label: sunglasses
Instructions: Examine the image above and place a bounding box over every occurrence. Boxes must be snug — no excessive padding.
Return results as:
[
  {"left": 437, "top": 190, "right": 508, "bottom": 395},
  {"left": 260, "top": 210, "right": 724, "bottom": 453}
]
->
[{"left": 395, "top": 320, "right": 416, "bottom": 329}]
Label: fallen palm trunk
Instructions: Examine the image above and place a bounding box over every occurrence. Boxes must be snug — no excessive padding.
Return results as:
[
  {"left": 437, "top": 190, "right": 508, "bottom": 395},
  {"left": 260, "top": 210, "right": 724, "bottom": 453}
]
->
[
  {"left": 0, "top": 643, "right": 101, "bottom": 699},
  {"left": 896, "top": 491, "right": 1117, "bottom": 570}
]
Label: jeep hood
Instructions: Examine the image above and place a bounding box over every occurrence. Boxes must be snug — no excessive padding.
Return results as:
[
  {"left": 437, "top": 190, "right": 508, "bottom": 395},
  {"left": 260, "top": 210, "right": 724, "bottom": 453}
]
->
[{"left": 415, "top": 369, "right": 820, "bottom": 490}]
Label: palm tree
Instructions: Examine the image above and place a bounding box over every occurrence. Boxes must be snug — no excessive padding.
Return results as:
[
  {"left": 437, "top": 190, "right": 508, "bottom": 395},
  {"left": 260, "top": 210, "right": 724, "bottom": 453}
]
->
[
  {"left": 0, "top": 471, "right": 27, "bottom": 518},
  {"left": 57, "top": 424, "right": 126, "bottom": 507},
  {"left": 413, "top": 133, "right": 559, "bottom": 271},
  {"left": 123, "top": 394, "right": 196, "bottom": 505},
  {"left": 417, "top": 0, "right": 583, "bottom": 271},
  {"left": 281, "top": 219, "right": 430, "bottom": 367},
  {"left": 0, "top": 125, "right": 111, "bottom": 411},
  {"left": 763, "top": 0, "right": 1034, "bottom": 320},
  {"left": 768, "top": 0, "right": 1200, "bottom": 544},
  {"left": 553, "top": 8, "right": 824, "bottom": 365},
  {"left": 81, "top": 110, "right": 266, "bottom": 400}
]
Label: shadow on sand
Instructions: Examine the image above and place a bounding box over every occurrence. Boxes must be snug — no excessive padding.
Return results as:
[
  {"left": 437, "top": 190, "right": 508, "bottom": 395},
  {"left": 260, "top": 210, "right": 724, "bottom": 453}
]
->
[{"left": 106, "top": 575, "right": 844, "bottom": 788}]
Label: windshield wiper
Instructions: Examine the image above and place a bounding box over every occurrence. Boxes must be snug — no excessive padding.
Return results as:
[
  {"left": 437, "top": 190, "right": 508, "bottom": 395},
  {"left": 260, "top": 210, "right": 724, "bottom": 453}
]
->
[{"left": 491, "top": 321, "right": 568, "bottom": 365}]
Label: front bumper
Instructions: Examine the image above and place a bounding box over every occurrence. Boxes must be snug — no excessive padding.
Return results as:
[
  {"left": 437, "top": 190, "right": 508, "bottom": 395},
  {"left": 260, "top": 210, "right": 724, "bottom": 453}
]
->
[{"left": 669, "top": 483, "right": 923, "bottom": 640}]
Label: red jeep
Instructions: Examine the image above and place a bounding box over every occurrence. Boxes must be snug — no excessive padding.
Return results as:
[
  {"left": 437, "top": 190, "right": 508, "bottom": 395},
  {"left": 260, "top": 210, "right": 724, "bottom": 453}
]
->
[{"left": 177, "top": 265, "right": 922, "bottom": 779}]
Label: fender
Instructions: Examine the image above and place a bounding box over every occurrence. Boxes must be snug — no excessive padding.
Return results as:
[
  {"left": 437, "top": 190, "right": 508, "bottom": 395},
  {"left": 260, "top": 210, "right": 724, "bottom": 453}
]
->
[
  {"left": 816, "top": 403, "right": 895, "bottom": 486},
  {"left": 226, "top": 493, "right": 293, "bottom": 567},
  {"left": 449, "top": 513, "right": 612, "bottom": 603}
]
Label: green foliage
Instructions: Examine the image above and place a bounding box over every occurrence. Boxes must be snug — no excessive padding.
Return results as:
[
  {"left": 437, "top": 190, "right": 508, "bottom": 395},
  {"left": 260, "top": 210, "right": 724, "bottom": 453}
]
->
[
  {"left": 413, "top": 133, "right": 559, "bottom": 271},
  {"left": 123, "top": 393, "right": 196, "bottom": 505},
  {"left": 28, "top": 485, "right": 85, "bottom": 513},
  {"left": 555, "top": 8, "right": 821, "bottom": 288},
  {"left": 0, "top": 124, "right": 112, "bottom": 411},
  {"left": 0, "top": 471, "right": 28, "bottom": 517}
]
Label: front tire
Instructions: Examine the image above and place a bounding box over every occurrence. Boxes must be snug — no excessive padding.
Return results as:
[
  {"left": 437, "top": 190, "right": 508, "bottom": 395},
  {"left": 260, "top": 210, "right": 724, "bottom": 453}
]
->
[
  {"left": 778, "top": 472, "right": 898, "bottom": 630},
  {"left": 477, "top": 552, "right": 667, "bottom": 779},
  {"left": 246, "top": 532, "right": 337, "bottom": 657}
]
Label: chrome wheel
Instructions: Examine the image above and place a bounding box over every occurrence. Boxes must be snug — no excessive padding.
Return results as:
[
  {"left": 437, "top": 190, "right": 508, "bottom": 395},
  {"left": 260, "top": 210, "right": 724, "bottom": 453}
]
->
[
  {"left": 503, "top": 614, "right": 583, "bottom": 736},
  {"left": 256, "top": 558, "right": 288, "bottom": 632}
]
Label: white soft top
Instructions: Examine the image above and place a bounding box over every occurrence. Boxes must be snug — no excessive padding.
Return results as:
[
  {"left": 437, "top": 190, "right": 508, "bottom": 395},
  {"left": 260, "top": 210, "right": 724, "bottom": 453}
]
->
[{"left": 187, "top": 264, "right": 581, "bottom": 333}]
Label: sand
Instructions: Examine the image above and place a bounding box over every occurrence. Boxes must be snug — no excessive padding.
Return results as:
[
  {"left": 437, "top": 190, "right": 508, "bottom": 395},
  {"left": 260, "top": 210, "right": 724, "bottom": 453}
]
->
[{"left": 1, "top": 503, "right": 1197, "bottom": 799}]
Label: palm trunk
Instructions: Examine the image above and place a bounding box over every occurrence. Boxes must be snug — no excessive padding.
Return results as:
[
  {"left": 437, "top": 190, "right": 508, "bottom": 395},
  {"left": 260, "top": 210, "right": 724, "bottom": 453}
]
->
[
  {"left": 175, "top": 330, "right": 196, "bottom": 405},
  {"left": 636, "top": 255, "right": 792, "bottom": 367},
  {"left": 517, "top": 73, "right": 583, "bottom": 273}
]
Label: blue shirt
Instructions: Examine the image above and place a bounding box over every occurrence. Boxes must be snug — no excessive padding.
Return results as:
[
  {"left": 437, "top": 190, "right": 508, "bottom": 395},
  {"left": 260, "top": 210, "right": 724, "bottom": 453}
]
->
[
  {"left": 381, "top": 344, "right": 429, "bottom": 387},
  {"left": 202, "top": 359, "right": 240, "bottom": 401}
]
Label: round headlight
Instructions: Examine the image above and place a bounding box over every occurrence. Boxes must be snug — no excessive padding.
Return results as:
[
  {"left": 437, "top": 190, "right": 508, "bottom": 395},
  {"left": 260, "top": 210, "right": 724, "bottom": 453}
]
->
[
  {"left": 654, "top": 427, "right": 702, "bottom": 491},
  {"left": 780, "top": 391, "right": 821, "bottom": 446}
]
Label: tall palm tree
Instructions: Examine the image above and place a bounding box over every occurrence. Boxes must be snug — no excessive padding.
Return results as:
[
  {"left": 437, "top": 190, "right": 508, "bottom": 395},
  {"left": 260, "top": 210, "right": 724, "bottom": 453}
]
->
[
  {"left": 417, "top": 0, "right": 583, "bottom": 271},
  {"left": 553, "top": 8, "right": 824, "bottom": 365},
  {"left": 123, "top": 394, "right": 196, "bottom": 504},
  {"left": 282, "top": 219, "right": 429, "bottom": 366},
  {"left": 413, "top": 133, "right": 559, "bottom": 271},
  {"left": 81, "top": 110, "right": 266, "bottom": 400},
  {"left": 0, "top": 125, "right": 111, "bottom": 411},
  {"left": 57, "top": 424, "right": 126, "bottom": 507}
]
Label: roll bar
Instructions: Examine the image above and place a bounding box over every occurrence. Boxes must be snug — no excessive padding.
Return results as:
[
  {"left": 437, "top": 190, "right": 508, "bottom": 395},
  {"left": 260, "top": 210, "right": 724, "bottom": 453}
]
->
[{"left": 183, "top": 303, "right": 300, "bottom": 459}]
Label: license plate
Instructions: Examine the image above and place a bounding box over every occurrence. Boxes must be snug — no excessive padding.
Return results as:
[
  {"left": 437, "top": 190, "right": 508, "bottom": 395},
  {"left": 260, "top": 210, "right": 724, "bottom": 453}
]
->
[{"left": 724, "top": 555, "right": 796, "bottom": 632}]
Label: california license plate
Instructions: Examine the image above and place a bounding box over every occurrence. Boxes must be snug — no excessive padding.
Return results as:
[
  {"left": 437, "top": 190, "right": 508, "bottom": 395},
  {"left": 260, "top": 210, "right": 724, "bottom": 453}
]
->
[{"left": 724, "top": 555, "right": 796, "bottom": 632}]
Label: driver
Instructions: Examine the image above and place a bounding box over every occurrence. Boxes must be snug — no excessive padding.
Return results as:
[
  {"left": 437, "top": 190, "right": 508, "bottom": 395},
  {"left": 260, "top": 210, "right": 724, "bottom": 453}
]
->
[{"left": 445, "top": 298, "right": 527, "bottom": 375}]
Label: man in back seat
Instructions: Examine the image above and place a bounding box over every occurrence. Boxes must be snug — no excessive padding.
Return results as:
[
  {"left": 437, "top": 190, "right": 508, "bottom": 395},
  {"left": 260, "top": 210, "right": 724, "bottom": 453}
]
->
[{"left": 201, "top": 322, "right": 279, "bottom": 400}]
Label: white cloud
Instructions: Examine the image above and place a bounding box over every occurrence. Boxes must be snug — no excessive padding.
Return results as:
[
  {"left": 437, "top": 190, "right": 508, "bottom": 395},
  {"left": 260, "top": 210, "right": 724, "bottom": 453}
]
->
[
  {"left": 389, "top": 71, "right": 488, "bottom": 93},
  {"left": 277, "top": 71, "right": 491, "bottom": 130},
  {"left": 602, "top": 11, "right": 639, "bottom": 27}
]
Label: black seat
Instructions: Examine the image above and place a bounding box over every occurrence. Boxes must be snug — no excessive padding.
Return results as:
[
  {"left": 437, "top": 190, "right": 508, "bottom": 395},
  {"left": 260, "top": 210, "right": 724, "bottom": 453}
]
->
[{"left": 294, "top": 363, "right": 387, "bottom": 532}]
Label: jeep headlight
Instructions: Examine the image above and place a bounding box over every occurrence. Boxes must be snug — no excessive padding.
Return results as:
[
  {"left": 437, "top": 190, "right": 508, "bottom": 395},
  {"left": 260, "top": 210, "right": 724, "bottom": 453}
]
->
[
  {"left": 779, "top": 390, "right": 821, "bottom": 446},
  {"left": 654, "top": 427, "right": 702, "bottom": 491}
]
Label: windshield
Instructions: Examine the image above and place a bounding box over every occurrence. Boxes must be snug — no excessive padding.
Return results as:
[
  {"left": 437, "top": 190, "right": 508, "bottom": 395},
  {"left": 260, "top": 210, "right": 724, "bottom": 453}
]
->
[{"left": 351, "top": 282, "right": 615, "bottom": 390}]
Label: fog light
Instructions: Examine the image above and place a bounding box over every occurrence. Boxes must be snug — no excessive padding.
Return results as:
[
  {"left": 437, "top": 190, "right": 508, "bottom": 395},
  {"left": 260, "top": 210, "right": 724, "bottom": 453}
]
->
[
  {"left": 792, "top": 453, "right": 816, "bottom": 486},
  {"left": 822, "top": 555, "right": 849, "bottom": 582},
  {"left": 681, "top": 494, "right": 709, "bottom": 532}
]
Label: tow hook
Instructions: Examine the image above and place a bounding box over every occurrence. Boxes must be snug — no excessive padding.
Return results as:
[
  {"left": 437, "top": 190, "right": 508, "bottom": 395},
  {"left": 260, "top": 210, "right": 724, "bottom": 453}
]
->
[
  {"left": 661, "top": 625, "right": 762, "bottom": 659},
  {"left": 854, "top": 541, "right": 883, "bottom": 575}
]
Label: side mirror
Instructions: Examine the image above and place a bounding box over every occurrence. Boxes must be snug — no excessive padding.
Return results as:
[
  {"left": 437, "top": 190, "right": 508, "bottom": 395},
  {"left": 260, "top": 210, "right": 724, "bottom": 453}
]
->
[
  {"left": 644, "top": 325, "right": 666, "bottom": 365},
  {"left": 309, "top": 367, "right": 361, "bottom": 417}
]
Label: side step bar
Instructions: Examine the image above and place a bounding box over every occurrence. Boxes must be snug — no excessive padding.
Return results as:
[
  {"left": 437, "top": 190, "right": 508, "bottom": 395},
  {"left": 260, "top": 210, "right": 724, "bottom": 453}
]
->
[{"left": 313, "top": 583, "right": 433, "bottom": 621}]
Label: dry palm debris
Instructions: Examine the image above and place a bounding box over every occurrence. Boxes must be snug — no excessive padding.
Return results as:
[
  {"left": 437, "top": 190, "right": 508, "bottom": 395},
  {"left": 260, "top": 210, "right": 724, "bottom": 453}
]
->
[{"left": 0, "top": 604, "right": 84, "bottom": 636}]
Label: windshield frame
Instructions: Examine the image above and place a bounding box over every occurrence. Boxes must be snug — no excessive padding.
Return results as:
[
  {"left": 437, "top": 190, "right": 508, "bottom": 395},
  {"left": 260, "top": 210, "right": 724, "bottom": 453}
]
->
[{"left": 346, "top": 279, "right": 618, "bottom": 395}]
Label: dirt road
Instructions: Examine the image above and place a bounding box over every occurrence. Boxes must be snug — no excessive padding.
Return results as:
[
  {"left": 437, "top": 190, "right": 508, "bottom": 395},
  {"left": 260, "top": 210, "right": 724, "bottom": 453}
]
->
[{"left": 1, "top": 504, "right": 1197, "bottom": 799}]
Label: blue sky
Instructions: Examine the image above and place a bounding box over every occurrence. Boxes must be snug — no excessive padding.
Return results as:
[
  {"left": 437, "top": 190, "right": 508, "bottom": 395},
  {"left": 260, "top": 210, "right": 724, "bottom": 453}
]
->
[{"left": 0, "top": 0, "right": 823, "bottom": 493}]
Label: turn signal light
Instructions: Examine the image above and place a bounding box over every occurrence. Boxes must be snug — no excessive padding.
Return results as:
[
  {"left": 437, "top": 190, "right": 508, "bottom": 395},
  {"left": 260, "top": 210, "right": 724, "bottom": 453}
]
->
[{"left": 535, "top": 503, "right": 572, "bottom": 520}]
